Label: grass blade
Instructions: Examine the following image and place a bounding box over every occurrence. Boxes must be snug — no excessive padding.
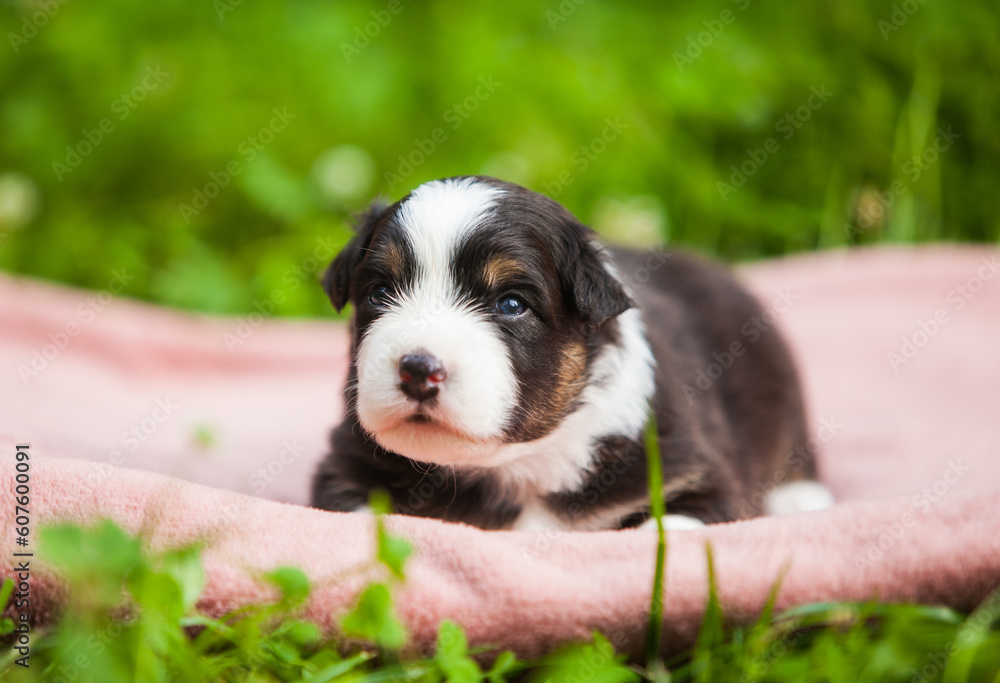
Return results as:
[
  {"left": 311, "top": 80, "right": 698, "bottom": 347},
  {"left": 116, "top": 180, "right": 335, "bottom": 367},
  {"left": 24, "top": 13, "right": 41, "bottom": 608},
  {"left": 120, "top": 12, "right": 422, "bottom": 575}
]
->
[
  {"left": 644, "top": 414, "right": 668, "bottom": 667},
  {"left": 302, "top": 651, "right": 375, "bottom": 683}
]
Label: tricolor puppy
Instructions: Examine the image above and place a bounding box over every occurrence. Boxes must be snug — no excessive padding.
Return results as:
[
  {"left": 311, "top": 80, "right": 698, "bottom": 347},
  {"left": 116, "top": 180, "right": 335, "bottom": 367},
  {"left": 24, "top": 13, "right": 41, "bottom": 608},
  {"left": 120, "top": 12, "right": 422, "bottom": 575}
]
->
[{"left": 311, "top": 176, "right": 832, "bottom": 530}]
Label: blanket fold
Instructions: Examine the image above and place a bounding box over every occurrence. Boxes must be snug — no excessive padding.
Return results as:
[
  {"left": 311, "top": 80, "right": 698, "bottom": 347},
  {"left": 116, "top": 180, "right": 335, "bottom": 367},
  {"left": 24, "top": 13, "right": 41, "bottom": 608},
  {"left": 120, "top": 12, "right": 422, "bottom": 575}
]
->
[{"left": 2, "top": 245, "right": 999, "bottom": 656}]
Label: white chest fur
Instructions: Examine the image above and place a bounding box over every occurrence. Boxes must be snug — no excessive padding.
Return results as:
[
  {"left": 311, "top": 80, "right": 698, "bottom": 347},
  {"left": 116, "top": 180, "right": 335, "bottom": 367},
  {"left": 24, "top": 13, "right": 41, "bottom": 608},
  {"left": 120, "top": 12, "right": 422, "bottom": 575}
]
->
[{"left": 490, "top": 307, "right": 656, "bottom": 498}]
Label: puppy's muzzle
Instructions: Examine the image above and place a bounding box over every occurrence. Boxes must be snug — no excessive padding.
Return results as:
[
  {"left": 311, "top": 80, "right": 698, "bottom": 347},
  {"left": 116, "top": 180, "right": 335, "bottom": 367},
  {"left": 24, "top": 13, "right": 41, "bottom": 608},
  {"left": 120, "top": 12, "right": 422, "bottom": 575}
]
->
[{"left": 398, "top": 351, "right": 447, "bottom": 403}]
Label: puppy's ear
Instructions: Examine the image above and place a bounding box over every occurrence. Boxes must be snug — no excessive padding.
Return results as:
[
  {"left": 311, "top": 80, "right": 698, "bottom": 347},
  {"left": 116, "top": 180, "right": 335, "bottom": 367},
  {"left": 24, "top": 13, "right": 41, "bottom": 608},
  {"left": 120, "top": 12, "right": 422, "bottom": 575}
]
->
[
  {"left": 322, "top": 200, "right": 389, "bottom": 311},
  {"left": 564, "top": 236, "right": 633, "bottom": 328}
]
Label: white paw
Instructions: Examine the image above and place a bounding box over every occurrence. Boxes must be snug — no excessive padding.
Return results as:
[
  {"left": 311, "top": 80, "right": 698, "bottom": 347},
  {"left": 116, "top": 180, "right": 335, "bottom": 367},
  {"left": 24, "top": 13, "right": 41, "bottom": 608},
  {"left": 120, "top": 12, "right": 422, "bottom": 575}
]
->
[
  {"left": 512, "top": 499, "right": 567, "bottom": 532},
  {"left": 639, "top": 514, "right": 706, "bottom": 530},
  {"left": 765, "top": 481, "right": 835, "bottom": 516}
]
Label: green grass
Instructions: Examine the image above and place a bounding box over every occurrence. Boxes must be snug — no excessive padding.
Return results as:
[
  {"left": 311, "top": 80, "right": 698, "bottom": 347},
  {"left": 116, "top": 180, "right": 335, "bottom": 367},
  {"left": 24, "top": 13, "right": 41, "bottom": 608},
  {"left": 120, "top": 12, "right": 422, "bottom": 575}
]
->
[
  {"left": 644, "top": 415, "right": 668, "bottom": 675},
  {"left": 1, "top": 0, "right": 998, "bottom": 315},
  {"left": 3, "top": 496, "right": 1000, "bottom": 682},
  {"left": 3, "top": 2, "right": 998, "bottom": 676},
  {"left": 3, "top": 421, "right": 1000, "bottom": 680}
]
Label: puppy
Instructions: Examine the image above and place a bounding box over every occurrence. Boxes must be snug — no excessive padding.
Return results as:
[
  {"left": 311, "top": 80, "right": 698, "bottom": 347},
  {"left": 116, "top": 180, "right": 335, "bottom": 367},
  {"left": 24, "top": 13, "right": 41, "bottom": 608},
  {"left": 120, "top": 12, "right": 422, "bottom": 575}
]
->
[{"left": 311, "top": 176, "right": 832, "bottom": 530}]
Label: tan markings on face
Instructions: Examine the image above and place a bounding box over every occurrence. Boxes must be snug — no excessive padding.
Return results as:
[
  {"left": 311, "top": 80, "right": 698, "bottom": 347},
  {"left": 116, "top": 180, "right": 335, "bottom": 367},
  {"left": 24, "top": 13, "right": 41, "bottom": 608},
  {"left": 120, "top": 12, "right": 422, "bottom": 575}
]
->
[
  {"left": 482, "top": 256, "right": 526, "bottom": 289},
  {"left": 521, "top": 340, "right": 589, "bottom": 438},
  {"left": 375, "top": 241, "right": 407, "bottom": 280},
  {"left": 554, "top": 340, "right": 589, "bottom": 411}
]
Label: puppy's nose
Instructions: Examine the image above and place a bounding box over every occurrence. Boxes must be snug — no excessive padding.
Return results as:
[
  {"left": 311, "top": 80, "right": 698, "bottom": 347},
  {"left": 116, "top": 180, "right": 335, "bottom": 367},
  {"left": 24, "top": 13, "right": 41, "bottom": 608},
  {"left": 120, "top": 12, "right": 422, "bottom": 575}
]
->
[{"left": 398, "top": 352, "right": 447, "bottom": 402}]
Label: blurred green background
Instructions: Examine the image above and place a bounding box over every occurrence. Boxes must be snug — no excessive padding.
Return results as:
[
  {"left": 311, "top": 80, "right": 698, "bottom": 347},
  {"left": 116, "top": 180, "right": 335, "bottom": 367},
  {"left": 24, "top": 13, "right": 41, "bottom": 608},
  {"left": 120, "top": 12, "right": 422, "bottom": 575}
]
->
[{"left": 1, "top": 0, "right": 998, "bottom": 316}]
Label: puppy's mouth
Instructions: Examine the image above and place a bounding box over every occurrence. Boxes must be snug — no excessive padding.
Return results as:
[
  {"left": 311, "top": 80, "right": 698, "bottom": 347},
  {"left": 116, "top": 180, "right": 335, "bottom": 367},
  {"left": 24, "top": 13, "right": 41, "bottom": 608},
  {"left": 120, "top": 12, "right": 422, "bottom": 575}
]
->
[
  {"left": 393, "top": 409, "right": 472, "bottom": 440},
  {"left": 367, "top": 406, "right": 499, "bottom": 466}
]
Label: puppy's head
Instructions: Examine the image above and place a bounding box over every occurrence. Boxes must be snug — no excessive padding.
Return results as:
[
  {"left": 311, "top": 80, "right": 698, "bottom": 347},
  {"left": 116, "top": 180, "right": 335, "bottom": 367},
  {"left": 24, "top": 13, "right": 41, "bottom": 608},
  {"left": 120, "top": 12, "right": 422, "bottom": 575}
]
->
[{"left": 324, "top": 176, "right": 632, "bottom": 467}]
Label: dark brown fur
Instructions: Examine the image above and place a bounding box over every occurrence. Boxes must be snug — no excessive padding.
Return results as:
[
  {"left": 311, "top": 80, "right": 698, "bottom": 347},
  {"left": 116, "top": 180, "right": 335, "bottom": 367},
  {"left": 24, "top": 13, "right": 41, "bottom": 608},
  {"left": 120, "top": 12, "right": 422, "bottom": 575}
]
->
[{"left": 311, "top": 177, "right": 815, "bottom": 529}]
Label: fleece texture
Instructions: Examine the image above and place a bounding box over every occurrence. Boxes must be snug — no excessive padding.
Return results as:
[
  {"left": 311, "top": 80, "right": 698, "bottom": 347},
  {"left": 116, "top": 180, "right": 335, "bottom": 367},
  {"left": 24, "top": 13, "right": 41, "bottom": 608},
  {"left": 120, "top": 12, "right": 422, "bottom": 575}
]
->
[{"left": 1, "top": 245, "right": 998, "bottom": 656}]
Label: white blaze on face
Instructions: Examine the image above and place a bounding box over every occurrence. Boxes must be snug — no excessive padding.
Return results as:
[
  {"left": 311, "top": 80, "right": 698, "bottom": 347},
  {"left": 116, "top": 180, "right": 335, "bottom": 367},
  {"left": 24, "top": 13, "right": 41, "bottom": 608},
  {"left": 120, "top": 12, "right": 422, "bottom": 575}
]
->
[{"left": 354, "top": 178, "right": 518, "bottom": 466}]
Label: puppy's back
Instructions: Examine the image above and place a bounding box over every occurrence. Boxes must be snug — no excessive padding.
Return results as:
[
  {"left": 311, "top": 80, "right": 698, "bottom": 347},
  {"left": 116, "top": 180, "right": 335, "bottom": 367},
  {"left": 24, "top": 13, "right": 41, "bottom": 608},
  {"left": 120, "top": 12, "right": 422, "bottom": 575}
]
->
[{"left": 612, "top": 247, "right": 813, "bottom": 514}]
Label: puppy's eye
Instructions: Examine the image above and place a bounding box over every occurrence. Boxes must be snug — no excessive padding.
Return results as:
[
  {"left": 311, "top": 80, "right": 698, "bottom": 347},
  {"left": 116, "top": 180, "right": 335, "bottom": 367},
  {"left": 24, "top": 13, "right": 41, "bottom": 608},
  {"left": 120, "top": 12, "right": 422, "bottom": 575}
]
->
[
  {"left": 368, "top": 285, "right": 392, "bottom": 307},
  {"left": 495, "top": 295, "right": 527, "bottom": 317}
]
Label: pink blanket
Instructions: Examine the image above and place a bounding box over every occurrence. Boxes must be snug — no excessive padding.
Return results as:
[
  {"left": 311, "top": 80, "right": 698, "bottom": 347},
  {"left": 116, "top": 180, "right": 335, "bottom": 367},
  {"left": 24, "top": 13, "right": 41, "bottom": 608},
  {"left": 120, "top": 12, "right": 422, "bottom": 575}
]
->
[{"left": 2, "top": 245, "right": 999, "bottom": 657}]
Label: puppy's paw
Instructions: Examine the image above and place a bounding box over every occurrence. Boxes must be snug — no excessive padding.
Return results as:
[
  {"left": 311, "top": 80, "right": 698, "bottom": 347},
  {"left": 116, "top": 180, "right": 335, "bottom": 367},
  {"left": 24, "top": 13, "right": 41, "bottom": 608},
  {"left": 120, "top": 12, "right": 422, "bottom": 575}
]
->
[{"left": 765, "top": 480, "right": 835, "bottom": 516}]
